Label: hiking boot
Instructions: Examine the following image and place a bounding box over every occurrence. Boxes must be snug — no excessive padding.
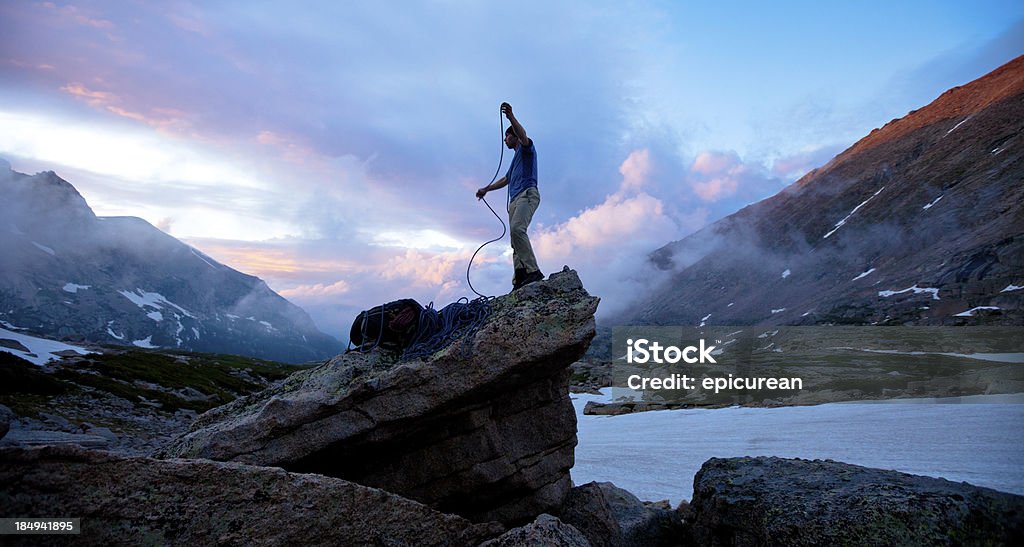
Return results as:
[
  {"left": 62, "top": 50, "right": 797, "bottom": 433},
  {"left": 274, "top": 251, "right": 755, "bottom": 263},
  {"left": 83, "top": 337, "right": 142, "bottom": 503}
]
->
[
  {"left": 512, "top": 268, "right": 528, "bottom": 290},
  {"left": 519, "top": 270, "right": 544, "bottom": 288}
]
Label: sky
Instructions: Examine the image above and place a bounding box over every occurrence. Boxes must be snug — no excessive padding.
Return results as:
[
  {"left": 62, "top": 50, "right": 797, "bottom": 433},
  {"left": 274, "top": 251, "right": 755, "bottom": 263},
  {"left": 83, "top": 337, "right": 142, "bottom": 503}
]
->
[{"left": 2, "top": 1, "right": 1022, "bottom": 339}]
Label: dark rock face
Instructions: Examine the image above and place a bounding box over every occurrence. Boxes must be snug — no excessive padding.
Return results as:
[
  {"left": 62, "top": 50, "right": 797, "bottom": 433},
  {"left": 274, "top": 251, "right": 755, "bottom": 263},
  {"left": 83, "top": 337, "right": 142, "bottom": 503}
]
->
[
  {"left": 621, "top": 55, "right": 1024, "bottom": 328},
  {"left": 0, "top": 404, "right": 12, "bottom": 440},
  {"left": 159, "top": 268, "right": 600, "bottom": 526},
  {"left": 688, "top": 457, "right": 1024, "bottom": 546},
  {"left": 0, "top": 166, "right": 342, "bottom": 363},
  {"left": 560, "top": 481, "right": 685, "bottom": 547},
  {"left": 480, "top": 514, "right": 591, "bottom": 547},
  {"left": 0, "top": 445, "right": 502, "bottom": 546}
]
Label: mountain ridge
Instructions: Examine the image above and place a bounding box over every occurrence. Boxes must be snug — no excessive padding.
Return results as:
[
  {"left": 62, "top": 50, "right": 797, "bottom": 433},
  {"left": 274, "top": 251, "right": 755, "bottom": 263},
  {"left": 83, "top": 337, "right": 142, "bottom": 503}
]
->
[
  {"left": 627, "top": 55, "right": 1024, "bottom": 328},
  {"left": 0, "top": 164, "right": 343, "bottom": 363}
]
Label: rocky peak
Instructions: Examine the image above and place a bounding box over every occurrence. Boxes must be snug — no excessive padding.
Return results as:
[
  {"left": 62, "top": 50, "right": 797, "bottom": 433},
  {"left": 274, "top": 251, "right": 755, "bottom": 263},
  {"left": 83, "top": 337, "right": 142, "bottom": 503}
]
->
[
  {"left": 2, "top": 167, "right": 94, "bottom": 219},
  {"left": 827, "top": 54, "right": 1024, "bottom": 171},
  {"left": 159, "top": 268, "right": 601, "bottom": 526}
]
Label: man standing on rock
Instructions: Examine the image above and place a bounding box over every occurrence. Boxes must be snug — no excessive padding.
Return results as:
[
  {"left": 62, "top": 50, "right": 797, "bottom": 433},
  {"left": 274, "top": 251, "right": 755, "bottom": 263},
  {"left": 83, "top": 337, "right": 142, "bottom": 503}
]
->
[{"left": 476, "top": 102, "right": 544, "bottom": 291}]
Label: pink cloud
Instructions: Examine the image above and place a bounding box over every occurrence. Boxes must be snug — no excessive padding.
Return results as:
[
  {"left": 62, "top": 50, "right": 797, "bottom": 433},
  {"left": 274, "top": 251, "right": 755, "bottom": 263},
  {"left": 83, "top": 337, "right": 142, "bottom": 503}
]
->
[
  {"left": 60, "top": 82, "right": 192, "bottom": 131},
  {"left": 691, "top": 150, "right": 741, "bottom": 175},
  {"left": 691, "top": 177, "right": 740, "bottom": 202},
  {"left": 280, "top": 280, "right": 352, "bottom": 298},
  {"left": 39, "top": 2, "right": 115, "bottom": 30},
  {"left": 688, "top": 150, "right": 752, "bottom": 202},
  {"left": 382, "top": 248, "right": 470, "bottom": 288},
  {"left": 618, "top": 148, "right": 651, "bottom": 191}
]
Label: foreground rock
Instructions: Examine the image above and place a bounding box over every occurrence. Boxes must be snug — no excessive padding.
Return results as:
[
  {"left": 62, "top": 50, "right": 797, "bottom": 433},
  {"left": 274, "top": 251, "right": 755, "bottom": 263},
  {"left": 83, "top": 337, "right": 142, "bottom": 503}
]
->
[
  {"left": 689, "top": 456, "right": 1024, "bottom": 546},
  {"left": 560, "top": 481, "right": 684, "bottom": 547},
  {"left": 159, "top": 268, "right": 600, "bottom": 525},
  {"left": 0, "top": 445, "right": 502, "bottom": 545},
  {"left": 480, "top": 514, "right": 590, "bottom": 547}
]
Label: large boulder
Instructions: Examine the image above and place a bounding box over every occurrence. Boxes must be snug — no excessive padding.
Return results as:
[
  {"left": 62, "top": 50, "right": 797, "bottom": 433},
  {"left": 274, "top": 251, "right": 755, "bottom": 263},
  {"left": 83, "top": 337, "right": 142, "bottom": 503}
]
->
[
  {"left": 560, "top": 481, "right": 684, "bottom": 547},
  {"left": 159, "top": 268, "right": 600, "bottom": 526},
  {"left": 688, "top": 456, "right": 1024, "bottom": 546},
  {"left": 480, "top": 514, "right": 591, "bottom": 547},
  {"left": 0, "top": 445, "right": 502, "bottom": 546}
]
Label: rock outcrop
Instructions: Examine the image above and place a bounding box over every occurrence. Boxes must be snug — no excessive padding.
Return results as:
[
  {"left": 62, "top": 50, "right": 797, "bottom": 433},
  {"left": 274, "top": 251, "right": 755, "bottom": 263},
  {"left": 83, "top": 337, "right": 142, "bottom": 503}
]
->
[
  {"left": 688, "top": 456, "right": 1024, "bottom": 546},
  {"left": 0, "top": 445, "right": 502, "bottom": 546},
  {"left": 159, "top": 268, "right": 600, "bottom": 526},
  {"left": 560, "top": 481, "right": 684, "bottom": 547},
  {"left": 480, "top": 514, "right": 591, "bottom": 547}
]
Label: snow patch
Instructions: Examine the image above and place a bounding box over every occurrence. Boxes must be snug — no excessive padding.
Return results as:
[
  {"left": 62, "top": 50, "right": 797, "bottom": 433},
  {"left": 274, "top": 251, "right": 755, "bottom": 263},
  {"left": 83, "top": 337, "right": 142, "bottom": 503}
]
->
[
  {"left": 190, "top": 247, "right": 220, "bottom": 269},
  {"left": 878, "top": 285, "right": 940, "bottom": 301},
  {"left": 852, "top": 268, "right": 876, "bottom": 281},
  {"left": 106, "top": 328, "right": 125, "bottom": 340},
  {"left": 954, "top": 306, "right": 1001, "bottom": 317},
  {"left": 1001, "top": 284, "right": 1024, "bottom": 293},
  {"left": 923, "top": 195, "right": 943, "bottom": 210},
  {"left": 119, "top": 288, "right": 194, "bottom": 318},
  {"left": 0, "top": 326, "right": 92, "bottom": 365},
  {"left": 823, "top": 186, "right": 885, "bottom": 239},
  {"left": 32, "top": 242, "right": 55, "bottom": 256},
  {"left": 147, "top": 311, "right": 164, "bottom": 322},
  {"left": 944, "top": 115, "right": 972, "bottom": 136},
  {"left": 781, "top": 269, "right": 791, "bottom": 279},
  {"left": 62, "top": 283, "right": 91, "bottom": 294},
  {"left": 699, "top": 313, "right": 711, "bottom": 327},
  {"left": 771, "top": 308, "right": 787, "bottom": 314},
  {"left": 132, "top": 336, "right": 159, "bottom": 349}
]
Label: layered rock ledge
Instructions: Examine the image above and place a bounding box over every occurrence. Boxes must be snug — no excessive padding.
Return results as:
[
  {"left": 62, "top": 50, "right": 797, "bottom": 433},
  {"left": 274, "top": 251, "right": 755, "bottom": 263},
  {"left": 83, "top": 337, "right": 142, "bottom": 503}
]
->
[
  {"left": 0, "top": 445, "right": 501, "bottom": 546},
  {"left": 158, "top": 268, "right": 600, "bottom": 526}
]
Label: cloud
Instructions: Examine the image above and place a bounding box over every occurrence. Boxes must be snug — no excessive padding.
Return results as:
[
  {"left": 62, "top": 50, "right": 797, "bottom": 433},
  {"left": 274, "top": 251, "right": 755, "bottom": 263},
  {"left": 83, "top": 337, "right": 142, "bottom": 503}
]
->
[
  {"left": 685, "top": 150, "right": 790, "bottom": 205},
  {"left": 771, "top": 144, "right": 846, "bottom": 180},
  {"left": 689, "top": 151, "right": 747, "bottom": 202},
  {"left": 60, "top": 82, "right": 191, "bottom": 131},
  {"left": 40, "top": 2, "right": 115, "bottom": 30},
  {"left": 530, "top": 149, "right": 683, "bottom": 316},
  {"left": 280, "top": 280, "right": 351, "bottom": 298},
  {"left": 618, "top": 149, "right": 651, "bottom": 191}
]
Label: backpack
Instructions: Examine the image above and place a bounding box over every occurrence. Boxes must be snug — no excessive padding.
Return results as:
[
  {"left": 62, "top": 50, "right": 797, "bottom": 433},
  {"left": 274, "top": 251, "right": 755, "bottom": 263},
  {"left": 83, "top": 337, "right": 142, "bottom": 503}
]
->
[{"left": 348, "top": 298, "right": 423, "bottom": 352}]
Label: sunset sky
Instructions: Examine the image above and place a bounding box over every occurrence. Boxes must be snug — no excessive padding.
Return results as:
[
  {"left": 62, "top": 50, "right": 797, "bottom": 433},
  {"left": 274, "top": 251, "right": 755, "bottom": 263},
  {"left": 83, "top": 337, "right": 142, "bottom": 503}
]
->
[{"left": 2, "top": 1, "right": 1022, "bottom": 337}]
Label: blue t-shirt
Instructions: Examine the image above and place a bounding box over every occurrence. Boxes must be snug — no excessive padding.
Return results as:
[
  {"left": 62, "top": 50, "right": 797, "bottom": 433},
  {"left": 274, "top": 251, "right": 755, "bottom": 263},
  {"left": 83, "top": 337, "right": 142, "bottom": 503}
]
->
[{"left": 506, "top": 141, "right": 538, "bottom": 201}]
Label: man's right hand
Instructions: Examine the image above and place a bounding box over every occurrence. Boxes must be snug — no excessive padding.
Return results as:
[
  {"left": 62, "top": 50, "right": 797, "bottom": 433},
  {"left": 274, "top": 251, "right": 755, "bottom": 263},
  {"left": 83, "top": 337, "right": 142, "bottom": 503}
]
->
[{"left": 476, "top": 187, "right": 488, "bottom": 199}]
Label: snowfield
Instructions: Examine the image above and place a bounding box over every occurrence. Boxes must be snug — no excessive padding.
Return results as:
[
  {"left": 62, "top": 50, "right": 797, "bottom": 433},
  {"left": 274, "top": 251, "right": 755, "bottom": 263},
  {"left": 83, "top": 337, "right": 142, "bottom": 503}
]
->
[
  {"left": 571, "top": 389, "right": 1024, "bottom": 505},
  {"left": 0, "top": 326, "right": 92, "bottom": 365}
]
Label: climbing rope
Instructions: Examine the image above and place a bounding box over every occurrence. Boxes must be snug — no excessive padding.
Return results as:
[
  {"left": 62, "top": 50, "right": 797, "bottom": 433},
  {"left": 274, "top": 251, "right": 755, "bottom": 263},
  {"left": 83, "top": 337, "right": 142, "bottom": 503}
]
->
[
  {"left": 401, "top": 297, "right": 493, "bottom": 361},
  {"left": 466, "top": 105, "right": 509, "bottom": 299},
  {"left": 349, "top": 107, "right": 509, "bottom": 360},
  {"left": 401, "top": 106, "right": 512, "bottom": 360}
]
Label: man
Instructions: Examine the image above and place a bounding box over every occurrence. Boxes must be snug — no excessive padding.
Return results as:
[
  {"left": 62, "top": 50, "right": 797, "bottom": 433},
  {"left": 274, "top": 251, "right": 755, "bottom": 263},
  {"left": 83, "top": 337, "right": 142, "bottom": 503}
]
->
[{"left": 476, "top": 102, "right": 544, "bottom": 290}]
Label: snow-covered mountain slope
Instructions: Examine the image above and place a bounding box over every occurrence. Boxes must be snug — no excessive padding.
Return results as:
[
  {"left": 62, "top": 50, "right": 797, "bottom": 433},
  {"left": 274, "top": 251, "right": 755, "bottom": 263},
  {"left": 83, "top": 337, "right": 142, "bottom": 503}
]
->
[
  {"left": 624, "top": 55, "right": 1024, "bottom": 327},
  {"left": 0, "top": 164, "right": 342, "bottom": 363}
]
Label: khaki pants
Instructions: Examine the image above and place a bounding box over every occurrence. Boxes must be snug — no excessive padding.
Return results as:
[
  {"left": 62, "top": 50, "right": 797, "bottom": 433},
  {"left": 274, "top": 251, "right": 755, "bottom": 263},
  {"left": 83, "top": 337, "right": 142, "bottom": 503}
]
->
[{"left": 508, "top": 187, "right": 540, "bottom": 274}]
